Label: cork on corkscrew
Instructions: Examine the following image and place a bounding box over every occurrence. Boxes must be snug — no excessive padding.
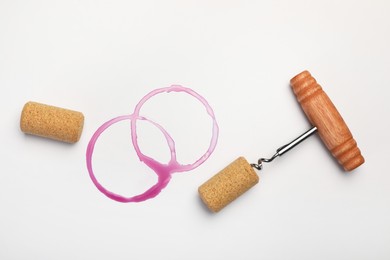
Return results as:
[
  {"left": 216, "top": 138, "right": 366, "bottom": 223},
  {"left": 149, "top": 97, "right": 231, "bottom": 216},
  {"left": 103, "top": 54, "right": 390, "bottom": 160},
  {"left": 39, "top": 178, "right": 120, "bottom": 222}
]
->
[{"left": 198, "top": 70, "right": 365, "bottom": 213}]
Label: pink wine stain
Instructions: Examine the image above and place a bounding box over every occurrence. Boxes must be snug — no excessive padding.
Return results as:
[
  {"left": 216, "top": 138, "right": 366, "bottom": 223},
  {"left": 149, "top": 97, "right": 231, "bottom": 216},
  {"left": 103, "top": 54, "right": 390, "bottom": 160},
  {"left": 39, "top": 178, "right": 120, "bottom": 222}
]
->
[{"left": 86, "top": 86, "right": 219, "bottom": 202}]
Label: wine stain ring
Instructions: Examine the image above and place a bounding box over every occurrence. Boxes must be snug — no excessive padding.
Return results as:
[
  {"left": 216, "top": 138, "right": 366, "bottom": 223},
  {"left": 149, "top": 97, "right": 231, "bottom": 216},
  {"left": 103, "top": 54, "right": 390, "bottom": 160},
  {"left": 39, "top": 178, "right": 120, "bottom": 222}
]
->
[{"left": 86, "top": 85, "right": 219, "bottom": 203}]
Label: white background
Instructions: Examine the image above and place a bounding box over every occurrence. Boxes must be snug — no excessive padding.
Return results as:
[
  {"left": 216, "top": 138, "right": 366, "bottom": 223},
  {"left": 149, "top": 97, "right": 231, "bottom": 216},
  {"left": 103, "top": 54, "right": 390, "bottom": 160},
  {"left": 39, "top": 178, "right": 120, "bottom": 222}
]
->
[{"left": 1, "top": 0, "right": 389, "bottom": 259}]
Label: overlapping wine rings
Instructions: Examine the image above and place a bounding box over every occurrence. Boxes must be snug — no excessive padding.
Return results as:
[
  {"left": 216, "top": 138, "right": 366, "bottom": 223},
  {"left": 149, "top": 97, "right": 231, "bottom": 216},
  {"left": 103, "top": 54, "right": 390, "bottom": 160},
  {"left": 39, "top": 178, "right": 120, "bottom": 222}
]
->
[{"left": 86, "top": 85, "right": 219, "bottom": 202}]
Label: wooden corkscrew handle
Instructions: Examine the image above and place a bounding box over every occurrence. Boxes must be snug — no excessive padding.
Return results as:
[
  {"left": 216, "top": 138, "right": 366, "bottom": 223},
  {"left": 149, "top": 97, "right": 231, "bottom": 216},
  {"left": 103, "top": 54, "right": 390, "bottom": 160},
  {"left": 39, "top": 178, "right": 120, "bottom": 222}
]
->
[{"left": 290, "top": 71, "right": 364, "bottom": 171}]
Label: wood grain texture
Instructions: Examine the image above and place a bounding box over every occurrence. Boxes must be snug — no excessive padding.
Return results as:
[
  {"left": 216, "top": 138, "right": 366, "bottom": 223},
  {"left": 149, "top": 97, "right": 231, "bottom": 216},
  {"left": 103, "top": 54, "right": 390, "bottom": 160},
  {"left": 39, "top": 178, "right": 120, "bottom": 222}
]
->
[{"left": 290, "top": 71, "right": 364, "bottom": 171}]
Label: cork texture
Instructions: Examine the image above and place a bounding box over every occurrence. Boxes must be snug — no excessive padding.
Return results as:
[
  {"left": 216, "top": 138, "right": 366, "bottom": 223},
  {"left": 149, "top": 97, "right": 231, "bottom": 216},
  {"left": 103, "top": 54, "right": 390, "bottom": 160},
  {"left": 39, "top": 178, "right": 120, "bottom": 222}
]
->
[
  {"left": 198, "top": 157, "right": 259, "bottom": 212},
  {"left": 20, "top": 101, "right": 84, "bottom": 143}
]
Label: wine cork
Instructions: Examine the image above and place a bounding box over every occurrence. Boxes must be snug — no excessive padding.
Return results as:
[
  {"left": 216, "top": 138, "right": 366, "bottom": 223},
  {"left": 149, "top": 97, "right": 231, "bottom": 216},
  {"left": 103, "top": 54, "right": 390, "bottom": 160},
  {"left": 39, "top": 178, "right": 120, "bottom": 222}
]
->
[
  {"left": 198, "top": 157, "right": 259, "bottom": 212},
  {"left": 20, "top": 101, "right": 84, "bottom": 143}
]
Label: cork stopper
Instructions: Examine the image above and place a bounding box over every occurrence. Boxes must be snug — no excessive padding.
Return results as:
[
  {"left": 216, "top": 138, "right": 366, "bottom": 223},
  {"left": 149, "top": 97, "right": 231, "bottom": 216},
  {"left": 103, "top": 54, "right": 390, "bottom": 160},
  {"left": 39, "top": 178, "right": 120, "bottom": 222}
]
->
[
  {"left": 20, "top": 101, "right": 84, "bottom": 143},
  {"left": 198, "top": 157, "right": 259, "bottom": 212}
]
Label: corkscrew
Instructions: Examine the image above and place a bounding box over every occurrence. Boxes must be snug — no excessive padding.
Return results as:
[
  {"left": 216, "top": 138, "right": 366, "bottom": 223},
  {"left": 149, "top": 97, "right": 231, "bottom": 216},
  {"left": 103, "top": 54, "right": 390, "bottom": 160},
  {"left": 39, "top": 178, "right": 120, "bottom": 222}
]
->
[{"left": 198, "top": 70, "right": 365, "bottom": 212}]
